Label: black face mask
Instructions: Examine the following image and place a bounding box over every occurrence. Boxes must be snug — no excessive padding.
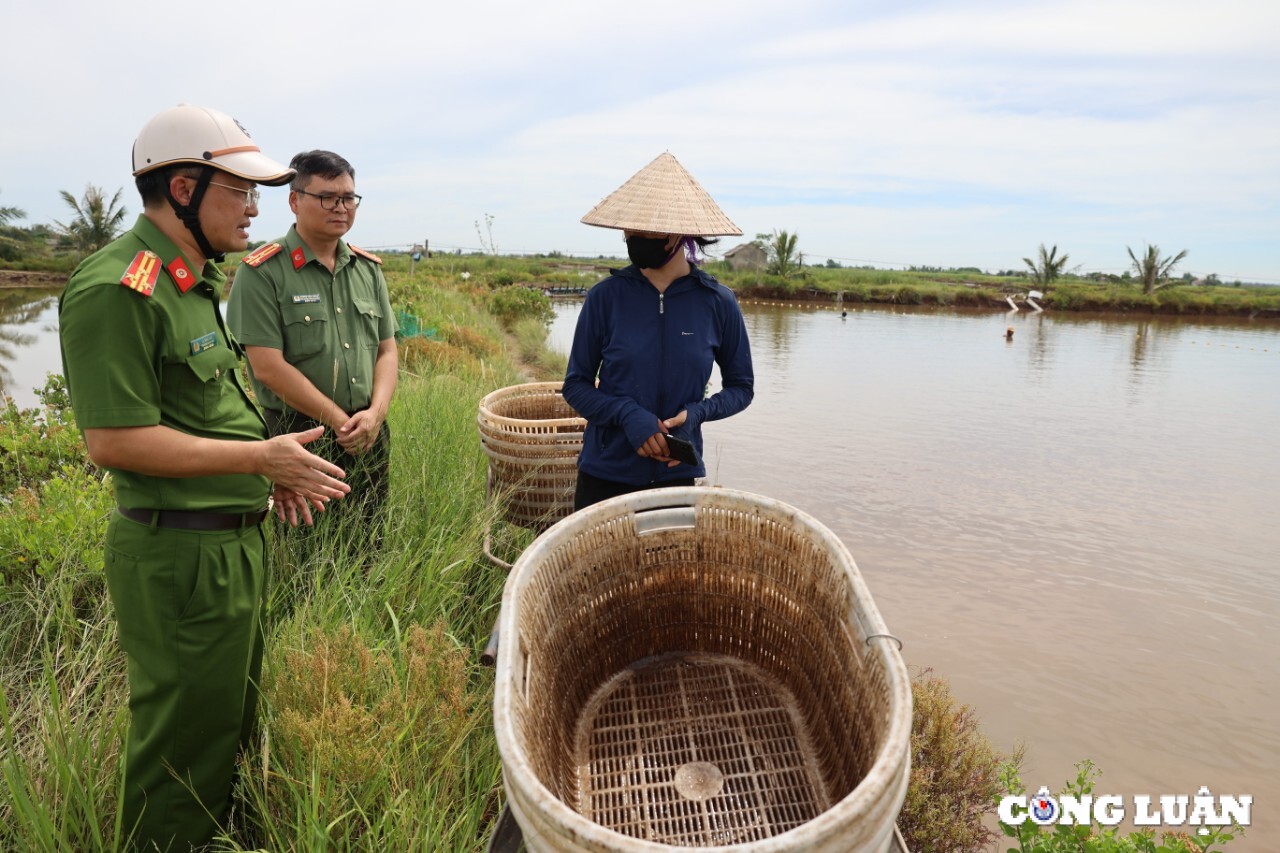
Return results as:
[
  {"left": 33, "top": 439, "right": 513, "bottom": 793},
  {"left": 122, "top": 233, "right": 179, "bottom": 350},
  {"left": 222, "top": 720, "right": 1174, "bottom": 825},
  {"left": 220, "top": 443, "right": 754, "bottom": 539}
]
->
[{"left": 626, "top": 235, "right": 677, "bottom": 269}]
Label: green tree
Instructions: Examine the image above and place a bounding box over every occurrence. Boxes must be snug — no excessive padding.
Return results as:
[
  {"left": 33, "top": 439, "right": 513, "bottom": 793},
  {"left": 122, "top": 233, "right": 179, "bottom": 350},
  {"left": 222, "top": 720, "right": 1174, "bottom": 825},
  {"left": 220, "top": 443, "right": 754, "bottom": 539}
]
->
[
  {"left": 755, "top": 229, "right": 801, "bottom": 278},
  {"left": 1126, "top": 243, "right": 1189, "bottom": 295},
  {"left": 55, "top": 184, "right": 127, "bottom": 255},
  {"left": 1021, "top": 243, "right": 1070, "bottom": 290}
]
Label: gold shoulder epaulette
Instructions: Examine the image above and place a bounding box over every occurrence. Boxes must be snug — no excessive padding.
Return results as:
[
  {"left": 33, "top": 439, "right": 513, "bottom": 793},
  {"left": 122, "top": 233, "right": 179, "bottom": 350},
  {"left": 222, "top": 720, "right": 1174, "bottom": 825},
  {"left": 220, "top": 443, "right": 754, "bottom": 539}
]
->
[
  {"left": 120, "top": 250, "right": 162, "bottom": 297},
  {"left": 349, "top": 244, "right": 383, "bottom": 265},
  {"left": 241, "top": 242, "right": 284, "bottom": 268}
]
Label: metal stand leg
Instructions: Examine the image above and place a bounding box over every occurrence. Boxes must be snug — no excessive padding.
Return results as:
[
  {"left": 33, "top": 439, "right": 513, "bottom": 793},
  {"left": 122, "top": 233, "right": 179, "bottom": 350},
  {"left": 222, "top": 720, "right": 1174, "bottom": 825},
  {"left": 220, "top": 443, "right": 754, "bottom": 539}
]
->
[
  {"left": 481, "top": 466, "right": 508, "bottom": 667},
  {"left": 485, "top": 803, "right": 525, "bottom": 852},
  {"left": 481, "top": 620, "right": 500, "bottom": 667},
  {"left": 483, "top": 529, "right": 514, "bottom": 572},
  {"left": 483, "top": 467, "right": 514, "bottom": 571}
]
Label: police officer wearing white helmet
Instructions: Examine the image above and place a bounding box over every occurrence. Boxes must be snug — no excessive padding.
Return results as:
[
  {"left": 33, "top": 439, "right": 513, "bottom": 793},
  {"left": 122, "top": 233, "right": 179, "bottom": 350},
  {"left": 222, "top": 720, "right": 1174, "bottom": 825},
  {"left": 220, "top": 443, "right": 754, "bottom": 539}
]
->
[{"left": 58, "top": 104, "right": 351, "bottom": 851}]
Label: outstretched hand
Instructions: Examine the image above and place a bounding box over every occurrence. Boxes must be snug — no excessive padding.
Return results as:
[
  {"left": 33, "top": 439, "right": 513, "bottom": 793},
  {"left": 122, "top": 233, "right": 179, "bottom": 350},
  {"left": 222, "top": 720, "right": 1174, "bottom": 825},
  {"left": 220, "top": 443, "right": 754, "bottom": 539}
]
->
[{"left": 260, "top": 426, "right": 350, "bottom": 504}]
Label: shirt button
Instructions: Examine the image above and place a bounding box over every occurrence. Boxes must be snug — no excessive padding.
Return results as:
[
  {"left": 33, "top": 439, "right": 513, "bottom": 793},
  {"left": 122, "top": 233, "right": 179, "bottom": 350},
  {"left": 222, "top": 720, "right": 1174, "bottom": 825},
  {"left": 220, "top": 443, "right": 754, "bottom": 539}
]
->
[
  {"left": 336, "top": 307, "right": 343, "bottom": 314},
  {"left": 350, "top": 378, "right": 357, "bottom": 384},
  {"left": 304, "top": 315, "right": 311, "bottom": 323},
  {"left": 343, "top": 342, "right": 351, "bottom": 349}
]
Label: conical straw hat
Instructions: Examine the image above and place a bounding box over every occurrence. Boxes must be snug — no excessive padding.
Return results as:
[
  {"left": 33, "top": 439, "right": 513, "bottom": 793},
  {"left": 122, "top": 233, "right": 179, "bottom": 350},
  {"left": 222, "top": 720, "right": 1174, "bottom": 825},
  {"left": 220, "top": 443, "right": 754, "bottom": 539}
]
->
[{"left": 580, "top": 152, "right": 742, "bottom": 236}]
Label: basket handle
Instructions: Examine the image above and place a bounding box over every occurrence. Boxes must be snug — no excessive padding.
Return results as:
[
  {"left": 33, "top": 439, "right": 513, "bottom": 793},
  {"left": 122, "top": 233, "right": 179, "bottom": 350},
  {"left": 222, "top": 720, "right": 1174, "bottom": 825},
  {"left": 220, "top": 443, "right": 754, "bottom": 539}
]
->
[{"left": 633, "top": 505, "right": 697, "bottom": 535}]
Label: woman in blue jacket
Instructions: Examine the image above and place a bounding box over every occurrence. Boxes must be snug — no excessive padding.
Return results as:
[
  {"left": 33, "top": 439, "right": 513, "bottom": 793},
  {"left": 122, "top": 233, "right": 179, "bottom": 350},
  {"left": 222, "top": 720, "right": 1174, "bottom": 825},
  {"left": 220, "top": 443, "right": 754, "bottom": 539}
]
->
[{"left": 563, "top": 153, "right": 754, "bottom": 510}]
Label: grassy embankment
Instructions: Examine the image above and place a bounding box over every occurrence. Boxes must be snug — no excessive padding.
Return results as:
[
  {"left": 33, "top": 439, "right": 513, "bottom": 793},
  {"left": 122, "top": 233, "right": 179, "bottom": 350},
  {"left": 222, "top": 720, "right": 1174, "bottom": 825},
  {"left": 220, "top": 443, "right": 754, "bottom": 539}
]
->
[
  {"left": 403, "top": 252, "right": 1280, "bottom": 316},
  {"left": 6, "top": 250, "right": 1280, "bottom": 317},
  {"left": 727, "top": 265, "right": 1280, "bottom": 317}
]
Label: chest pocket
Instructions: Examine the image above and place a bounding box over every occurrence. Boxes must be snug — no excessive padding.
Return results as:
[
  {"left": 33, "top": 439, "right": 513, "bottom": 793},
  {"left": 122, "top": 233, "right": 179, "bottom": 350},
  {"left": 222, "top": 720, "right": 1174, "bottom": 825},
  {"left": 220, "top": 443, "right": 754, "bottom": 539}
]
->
[
  {"left": 352, "top": 296, "right": 383, "bottom": 349},
  {"left": 282, "top": 304, "right": 327, "bottom": 358},
  {"left": 163, "top": 346, "right": 244, "bottom": 426}
]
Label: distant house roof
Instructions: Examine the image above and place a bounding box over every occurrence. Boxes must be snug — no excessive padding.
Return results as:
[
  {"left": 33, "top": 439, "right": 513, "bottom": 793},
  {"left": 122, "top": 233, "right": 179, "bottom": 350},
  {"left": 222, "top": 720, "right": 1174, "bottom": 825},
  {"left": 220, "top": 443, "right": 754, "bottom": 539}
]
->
[
  {"left": 724, "top": 243, "right": 762, "bottom": 257},
  {"left": 723, "top": 242, "right": 766, "bottom": 271}
]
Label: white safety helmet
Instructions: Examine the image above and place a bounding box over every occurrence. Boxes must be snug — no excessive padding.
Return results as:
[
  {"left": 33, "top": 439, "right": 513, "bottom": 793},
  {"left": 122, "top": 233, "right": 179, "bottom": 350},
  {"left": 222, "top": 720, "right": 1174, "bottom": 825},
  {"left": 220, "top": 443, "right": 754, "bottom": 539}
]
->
[{"left": 132, "top": 104, "right": 294, "bottom": 186}]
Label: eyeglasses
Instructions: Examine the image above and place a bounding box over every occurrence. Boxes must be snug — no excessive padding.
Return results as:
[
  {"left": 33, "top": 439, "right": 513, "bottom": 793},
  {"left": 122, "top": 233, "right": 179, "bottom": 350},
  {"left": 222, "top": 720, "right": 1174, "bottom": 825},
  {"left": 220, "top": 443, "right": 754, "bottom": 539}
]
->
[
  {"left": 294, "top": 189, "right": 362, "bottom": 210},
  {"left": 207, "top": 181, "right": 261, "bottom": 208}
]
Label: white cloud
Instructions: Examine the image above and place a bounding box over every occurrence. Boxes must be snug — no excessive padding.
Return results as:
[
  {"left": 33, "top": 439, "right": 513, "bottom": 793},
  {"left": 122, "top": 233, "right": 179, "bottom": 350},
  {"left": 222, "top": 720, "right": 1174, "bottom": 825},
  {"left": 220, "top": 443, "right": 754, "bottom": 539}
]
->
[
  {"left": 761, "top": 0, "right": 1280, "bottom": 60},
  {"left": 3, "top": 0, "right": 1277, "bottom": 280}
]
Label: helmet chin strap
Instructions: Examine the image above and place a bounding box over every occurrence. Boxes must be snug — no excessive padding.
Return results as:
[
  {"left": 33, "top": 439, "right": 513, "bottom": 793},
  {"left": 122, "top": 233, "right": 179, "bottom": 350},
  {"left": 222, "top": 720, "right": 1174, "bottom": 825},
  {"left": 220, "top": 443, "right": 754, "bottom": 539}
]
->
[{"left": 164, "top": 167, "right": 225, "bottom": 263}]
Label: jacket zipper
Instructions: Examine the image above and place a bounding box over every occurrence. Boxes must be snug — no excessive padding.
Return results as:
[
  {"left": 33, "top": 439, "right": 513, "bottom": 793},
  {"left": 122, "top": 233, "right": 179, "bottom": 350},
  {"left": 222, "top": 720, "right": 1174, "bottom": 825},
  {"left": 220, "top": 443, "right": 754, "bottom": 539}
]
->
[{"left": 654, "top": 291, "right": 666, "bottom": 483}]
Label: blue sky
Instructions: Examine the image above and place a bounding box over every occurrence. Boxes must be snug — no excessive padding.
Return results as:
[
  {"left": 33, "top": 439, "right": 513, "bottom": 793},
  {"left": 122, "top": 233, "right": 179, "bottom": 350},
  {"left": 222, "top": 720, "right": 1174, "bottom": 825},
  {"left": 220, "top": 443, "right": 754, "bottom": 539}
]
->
[{"left": 4, "top": 0, "right": 1278, "bottom": 281}]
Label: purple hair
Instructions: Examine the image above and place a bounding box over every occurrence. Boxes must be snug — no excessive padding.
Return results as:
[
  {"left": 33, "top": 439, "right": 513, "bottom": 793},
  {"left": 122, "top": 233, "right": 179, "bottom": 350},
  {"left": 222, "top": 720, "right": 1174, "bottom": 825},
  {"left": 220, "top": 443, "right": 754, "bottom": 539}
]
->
[{"left": 681, "top": 237, "right": 702, "bottom": 266}]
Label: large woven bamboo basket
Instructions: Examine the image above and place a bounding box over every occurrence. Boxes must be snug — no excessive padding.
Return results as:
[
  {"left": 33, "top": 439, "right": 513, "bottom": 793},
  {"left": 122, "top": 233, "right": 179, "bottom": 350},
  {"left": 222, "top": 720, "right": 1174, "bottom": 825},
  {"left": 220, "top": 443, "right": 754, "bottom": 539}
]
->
[
  {"left": 493, "top": 487, "right": 912, "bottom": 852},
  {"left": 478, "top": 382, "right": 586, "bottom": 532}
]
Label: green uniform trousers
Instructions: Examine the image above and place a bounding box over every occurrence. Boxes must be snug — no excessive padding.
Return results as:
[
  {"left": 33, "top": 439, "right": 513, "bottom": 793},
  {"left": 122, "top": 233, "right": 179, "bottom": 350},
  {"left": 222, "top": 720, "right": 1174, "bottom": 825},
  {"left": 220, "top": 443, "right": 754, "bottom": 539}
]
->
[{"left": 104, "top": 513, "right": 267, "bottom": 852}]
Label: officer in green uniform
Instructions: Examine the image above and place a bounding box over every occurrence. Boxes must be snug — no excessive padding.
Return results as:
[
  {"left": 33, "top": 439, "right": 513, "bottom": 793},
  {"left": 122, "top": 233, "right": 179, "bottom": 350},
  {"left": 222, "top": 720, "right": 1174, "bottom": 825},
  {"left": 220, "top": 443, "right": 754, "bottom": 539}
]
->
[
  {"left": 58, "top": 104, "right": 350, "bottom": 852},
  {"left": 227, "top": 150, "right": 397, "bottom": 552}
]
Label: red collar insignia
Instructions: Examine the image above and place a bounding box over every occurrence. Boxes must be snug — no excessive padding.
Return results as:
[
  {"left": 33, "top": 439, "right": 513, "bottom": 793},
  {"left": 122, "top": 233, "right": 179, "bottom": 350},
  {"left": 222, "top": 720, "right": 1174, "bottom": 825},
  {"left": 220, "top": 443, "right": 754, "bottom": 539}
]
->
[
  {"left": 291, "top": 247, "right": 306, "bottom": 270},
  {"left": 168, "top": 256, "right": 198, "bottom": 293}
]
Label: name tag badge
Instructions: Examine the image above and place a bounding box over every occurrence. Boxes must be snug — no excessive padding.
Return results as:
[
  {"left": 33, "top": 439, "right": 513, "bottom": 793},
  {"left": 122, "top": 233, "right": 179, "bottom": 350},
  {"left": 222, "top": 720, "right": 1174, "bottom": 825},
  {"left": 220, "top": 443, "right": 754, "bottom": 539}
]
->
[
  {"left": 189, "top": 332, "right": 218, "bottom": 355},
  {"left": 292, "top": 294, "right": 322, "bottom": 304}
]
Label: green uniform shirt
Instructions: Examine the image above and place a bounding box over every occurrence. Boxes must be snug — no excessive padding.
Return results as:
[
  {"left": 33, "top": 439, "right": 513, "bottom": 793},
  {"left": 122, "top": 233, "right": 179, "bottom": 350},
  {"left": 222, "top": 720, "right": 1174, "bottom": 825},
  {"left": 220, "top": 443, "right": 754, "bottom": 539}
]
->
[
  {"left": 58, "top": 215, "right": 270, "bottom": 513},
  {"left": 225, "top": 225, "right": 395, "bottom": 414}
]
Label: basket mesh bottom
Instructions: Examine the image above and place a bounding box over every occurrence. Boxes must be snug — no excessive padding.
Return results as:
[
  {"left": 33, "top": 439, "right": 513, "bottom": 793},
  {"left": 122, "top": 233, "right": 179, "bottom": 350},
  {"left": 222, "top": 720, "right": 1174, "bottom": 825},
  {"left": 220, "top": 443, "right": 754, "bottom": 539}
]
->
[{"left": 575, "top": 653, "right": 828, "bottom": 846}]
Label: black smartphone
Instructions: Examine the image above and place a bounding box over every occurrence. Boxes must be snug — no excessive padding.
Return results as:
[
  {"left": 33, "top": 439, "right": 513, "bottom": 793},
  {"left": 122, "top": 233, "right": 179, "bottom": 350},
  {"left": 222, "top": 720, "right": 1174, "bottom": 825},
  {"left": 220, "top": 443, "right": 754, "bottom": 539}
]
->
[{"left": 662, "top": 433, "right": 699, "bottom": 466}]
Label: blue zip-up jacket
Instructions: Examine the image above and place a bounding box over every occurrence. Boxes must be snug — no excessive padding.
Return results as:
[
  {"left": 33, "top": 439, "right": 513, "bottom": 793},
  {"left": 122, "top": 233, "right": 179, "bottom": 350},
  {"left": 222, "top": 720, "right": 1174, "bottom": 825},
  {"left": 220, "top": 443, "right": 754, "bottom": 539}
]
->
[{"left": 563, "top": 264, "right": 754, "bottom": 485}]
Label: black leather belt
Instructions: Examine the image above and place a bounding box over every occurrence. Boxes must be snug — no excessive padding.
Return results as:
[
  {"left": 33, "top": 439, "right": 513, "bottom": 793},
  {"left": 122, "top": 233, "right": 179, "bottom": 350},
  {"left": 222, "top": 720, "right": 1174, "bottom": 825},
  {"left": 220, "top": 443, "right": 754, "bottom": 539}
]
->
[{"left": 117, "top": 506, "right": 269, "bottom": 531}]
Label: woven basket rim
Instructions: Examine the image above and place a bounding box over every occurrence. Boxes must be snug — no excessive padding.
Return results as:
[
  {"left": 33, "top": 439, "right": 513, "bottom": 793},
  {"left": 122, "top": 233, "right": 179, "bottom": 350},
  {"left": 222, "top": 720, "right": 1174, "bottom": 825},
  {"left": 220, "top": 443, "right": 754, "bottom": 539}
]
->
[
  {"left": 479, "top": 381, "right": 586, "bottom": 432},
  {"left": 493, "top": 486, "right": 913, "bottom": 851},
  {"left": 480, "top": 381, "right": 575, "bottom": 404}
]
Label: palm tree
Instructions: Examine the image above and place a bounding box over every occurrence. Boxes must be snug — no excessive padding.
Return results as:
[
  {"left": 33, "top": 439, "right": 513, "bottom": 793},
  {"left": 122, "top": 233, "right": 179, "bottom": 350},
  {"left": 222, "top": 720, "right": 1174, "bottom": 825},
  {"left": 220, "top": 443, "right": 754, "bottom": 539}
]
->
[
  {"left": 56, "top": 184, "right": 127, "bottom": 255},
  {"left": 0, "top": 194, "right": 24, "bottom": 226},
  {"left": 1126, "top": 244, "right": 1188, "bottom": 295},
  {"left": 1021, "top": 244, "right": 1070, "bottom": 289},
  {"left": 0, "top": 190, "right": 28, "bottom": 261},
  {"left": 757, "top": 230, "right": 800, "bottom": 278}
]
